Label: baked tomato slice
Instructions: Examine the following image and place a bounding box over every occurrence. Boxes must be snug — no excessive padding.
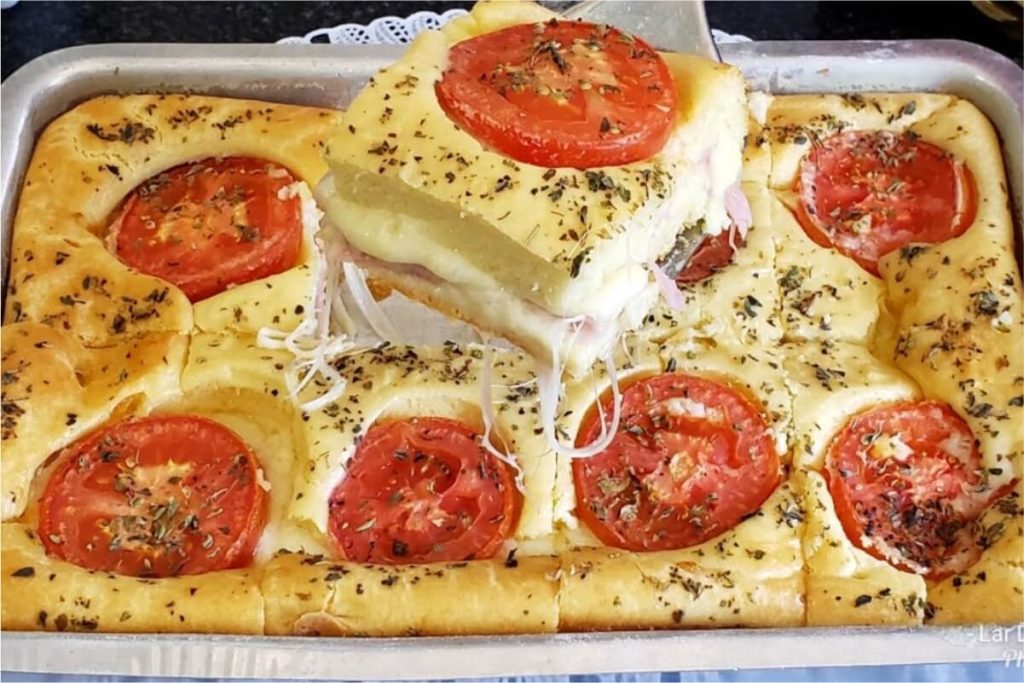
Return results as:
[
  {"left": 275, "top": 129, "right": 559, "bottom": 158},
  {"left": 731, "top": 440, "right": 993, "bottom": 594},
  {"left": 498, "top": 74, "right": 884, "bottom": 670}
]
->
[
  {"left": 573, "top": 374, "right": 780, "bottom": 551},
  {"left": 675, "top": 225, "right": 745, "bottom": 285},
  {"left": 38, "top": 415, "right": 267, "bottom": 577},
  {"left": 328, "top": 417, "right": 521, "bottom": 564},
  {"left": 111, "top": 157, "right": 304, "bottom": 302},
  {"left": 824, "top": 401, "right": 998, "bottom": 579},
  {"left": 435, "top": 19, "right": 677, "bottom": 168},
  {"left": 795, "top": 130, "right": 976, "bottom": 275}
]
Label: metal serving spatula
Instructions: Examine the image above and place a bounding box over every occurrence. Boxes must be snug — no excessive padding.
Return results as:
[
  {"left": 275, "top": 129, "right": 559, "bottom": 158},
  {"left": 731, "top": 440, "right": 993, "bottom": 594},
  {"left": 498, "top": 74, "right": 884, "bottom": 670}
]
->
[
  {"left": 563, "top": 0, "right": 719, "bottom": 59},
  {"left": 563, "top": 0, "right": 721, "bottom": 279}
]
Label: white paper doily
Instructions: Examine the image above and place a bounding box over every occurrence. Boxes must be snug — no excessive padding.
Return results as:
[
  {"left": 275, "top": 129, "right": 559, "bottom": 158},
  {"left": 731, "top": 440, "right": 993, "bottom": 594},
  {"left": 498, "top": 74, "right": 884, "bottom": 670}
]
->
[
  {"left": 277, "top": 9, "right": 470, "bottom": 45},
  {"left": 277, "top": 10, "right": 751, "bottom": 45}
]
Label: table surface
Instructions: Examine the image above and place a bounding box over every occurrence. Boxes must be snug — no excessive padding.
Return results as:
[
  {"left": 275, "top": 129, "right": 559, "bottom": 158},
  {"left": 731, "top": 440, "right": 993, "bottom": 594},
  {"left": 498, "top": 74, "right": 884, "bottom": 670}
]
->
[{"left": 2, "top": 0, "right": 1022, "bottom": 81}]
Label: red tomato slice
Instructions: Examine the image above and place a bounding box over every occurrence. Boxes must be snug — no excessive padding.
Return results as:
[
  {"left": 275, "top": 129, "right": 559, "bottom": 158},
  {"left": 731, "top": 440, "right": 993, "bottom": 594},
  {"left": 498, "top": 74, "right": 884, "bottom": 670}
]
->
[
  {"left": 111, "top": 157, "right": 304, "bottom": 302},
  {"left": 38, "top": 415, "right": 267, "bottom": 577},
  {"left": 675, "top": 225, "right": 745, "bottom": 285},
  {"left": 435, "top": 20, "right": 677, "bottom": 168},
  {"left": 795, "top": 130, "right": 976, "bottom": 275},
  {"left": 573, "top": 374, "right": 780, "bottom": 551},
  {"left": 328, "top": 417, "right": 521, "bottom": 564},
  {"left": 824, "top": 401, "right": 996, "bottom": 579}
]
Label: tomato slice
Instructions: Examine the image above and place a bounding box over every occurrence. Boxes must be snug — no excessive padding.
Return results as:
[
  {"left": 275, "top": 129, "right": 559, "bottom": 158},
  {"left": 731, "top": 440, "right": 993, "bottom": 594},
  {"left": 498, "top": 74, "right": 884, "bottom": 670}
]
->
[
  {"left": 38, "top": 415, "right": 267, "bottom": 577},
  {"left": 435, "top": 20, "right": 677, "bottom": 168},
  {"left": 328, "top": 417, "right": 521, "bottom": 564},
  {"left": 795, "top": 130, "right": 976, "bottom": 275},
  {"left": 824, "top": 401, "right": 997, "bottom": 579},
  {"left": 675, "top": 225, "right": 745, "bottom": 285},
  {"left": 111, "top": 157, "right": 304, "bottom": 302},
  {"left": 572, "top": 374, "right": 780, "bottom": 552}
]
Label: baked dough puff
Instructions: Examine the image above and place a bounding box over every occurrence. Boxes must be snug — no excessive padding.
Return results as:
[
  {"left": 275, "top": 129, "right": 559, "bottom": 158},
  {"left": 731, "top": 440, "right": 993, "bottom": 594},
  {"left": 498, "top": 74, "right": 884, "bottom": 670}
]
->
[
  {"left": 553, "top": 338, "right": 804, "bottom": 630},
  {"left": 0, "top": 327, "right": 273, "bottom": 634},
  {"left": 4, "top": 94, "right": 342, "bottom": 344},
  {"left": 783, "top": 341, "right": 928, "bottom": 625},
  {"left": 761, "top": 94, "right": 953, "bottom": 344},
  {"left": 261, "top": 343, "right": 560, "bottom": 636},
  {"left": 176, "top": 333, "right": 330, "bottom": 560},
  {"left": 2, "top": 331, "right": 333, "bottom": 634},
  {"left": 0, "top": 323, "right": 186, "bottom": 521},
  {"left": 875, "top": 98, "right": 1024, "bottom": 493},
  {"left": 636, "top": 182, "right": 782, "bottom": 347},
  {"left": 926, "top": 490, "right": 1023, "bottom": 624}
]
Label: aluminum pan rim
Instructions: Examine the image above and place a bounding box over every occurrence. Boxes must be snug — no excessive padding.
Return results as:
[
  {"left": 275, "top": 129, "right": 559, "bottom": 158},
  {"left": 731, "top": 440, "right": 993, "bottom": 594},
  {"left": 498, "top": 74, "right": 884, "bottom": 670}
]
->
[{"left": 1, "top": 625, "right": 1018, "bottom": 679}]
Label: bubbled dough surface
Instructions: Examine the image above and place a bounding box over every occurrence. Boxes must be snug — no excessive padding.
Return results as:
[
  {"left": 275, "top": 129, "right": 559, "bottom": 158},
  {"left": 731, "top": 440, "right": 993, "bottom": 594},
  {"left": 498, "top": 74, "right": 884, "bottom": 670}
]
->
[
  {"left": 797, "top": 470, "right": 927, "bottom": 627},
  {"left": 877, "top": 98, "right": 1023, "bottom": 490},
  {"left": 262, "top": 551, "right": 560, "bottom": 636},
  {"left": 185, "top": 336, "right": 558, "bottom": 552},
  {"left": 5, "top": 93, "right": 342, "bottom": 344},
  {"left": 550, "top": 334, "right": 802, "bottom": 628},
  {"left": 558, "top": 481, "right": 804, "bottom": 630},
  {"left": 0, "top": 323, "right": 187, "bottom": 521}
]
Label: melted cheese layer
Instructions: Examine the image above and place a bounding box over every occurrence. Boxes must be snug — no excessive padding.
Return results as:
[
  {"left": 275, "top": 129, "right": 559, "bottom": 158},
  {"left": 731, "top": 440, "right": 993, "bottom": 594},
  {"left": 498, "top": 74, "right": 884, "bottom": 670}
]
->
[{"left": 323, "top": 0, "right": 746, "bottom": 321}]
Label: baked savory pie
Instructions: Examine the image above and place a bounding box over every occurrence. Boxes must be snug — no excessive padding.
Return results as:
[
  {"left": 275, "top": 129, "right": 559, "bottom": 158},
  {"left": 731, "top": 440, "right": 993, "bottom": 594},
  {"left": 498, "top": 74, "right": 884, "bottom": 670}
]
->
[{"left": 2, "top": 0, "right": 1021, "bottom": 635}]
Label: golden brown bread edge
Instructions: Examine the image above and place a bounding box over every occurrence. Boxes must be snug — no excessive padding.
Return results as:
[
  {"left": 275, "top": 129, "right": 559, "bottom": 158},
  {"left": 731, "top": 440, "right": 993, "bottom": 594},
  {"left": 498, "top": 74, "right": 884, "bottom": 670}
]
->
[
  {"left": 1, "top": 523, "right": 265, "bottom": 634},
  {"left": 261, "top": 552, "right": 561, "bottom": 636}
]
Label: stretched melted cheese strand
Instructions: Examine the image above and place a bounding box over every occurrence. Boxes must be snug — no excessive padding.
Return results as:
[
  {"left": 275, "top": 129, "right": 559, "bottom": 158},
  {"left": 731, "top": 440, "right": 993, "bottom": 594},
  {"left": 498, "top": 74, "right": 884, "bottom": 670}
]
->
[
  {"left": 536, "top": 324, "right": 624, "bottom": 460},
  {"left": 480, "top": 343, "right": 527, "bottom": 491},
  {"left": 256, "top": 183, "right": 363, "bottom": 413},
  {"left": 342, "top": 261, "right": 399, "bottom": 340}
]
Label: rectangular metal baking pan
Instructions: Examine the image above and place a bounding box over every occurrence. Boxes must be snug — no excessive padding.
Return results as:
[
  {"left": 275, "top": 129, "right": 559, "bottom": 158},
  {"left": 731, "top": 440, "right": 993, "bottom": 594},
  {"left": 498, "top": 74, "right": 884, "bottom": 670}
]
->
[{"left": 1, "top": 40, "right": 1022, "bottom": 679}]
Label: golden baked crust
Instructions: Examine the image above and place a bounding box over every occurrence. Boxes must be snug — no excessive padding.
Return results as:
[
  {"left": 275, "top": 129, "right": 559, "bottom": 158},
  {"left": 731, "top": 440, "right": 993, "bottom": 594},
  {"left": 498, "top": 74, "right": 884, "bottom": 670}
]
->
[
  {"left": 2, "top": 28, "right": 1020, "bottom": 635},
  {"left": 771, "top": 195, "right": 887, "bottom": 345},
  {"left": 1, "top": 330, "right": 303, "bottom": 635},
  {"left": 1, "top": 523, "right": 264, "bottom": 634},
  {"left": 262, "top": 551, "right": 560, "bottom": 636},
  {"left": 551, "top": 335, "right": 802, "bottom": 629},
  {"left": 782, "top": 340, "right": 1022, "bottom": 626},
  {"left": 782, "top": 343, "right": 929, "bottom": 626},
  {"left": 782, "top": 340, "right": 921, "bottom": 471},
  {"left": 926, "top": 488, "right": 1024, "bottom": 625},
  {"left": 797, "top": 470, "right": 927, "bottom": 627},
  {"left": 0, "top": 323, "right": 186, "bottom": 520},
  {"left": 5, "top": 94, "right": 342, "bottom": 343},
  {"left": 558, "top": 482, "right": 805, "bottom": 630},
  {"left": 161, "top": 355, "right": 329, "bottom": 561}
]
